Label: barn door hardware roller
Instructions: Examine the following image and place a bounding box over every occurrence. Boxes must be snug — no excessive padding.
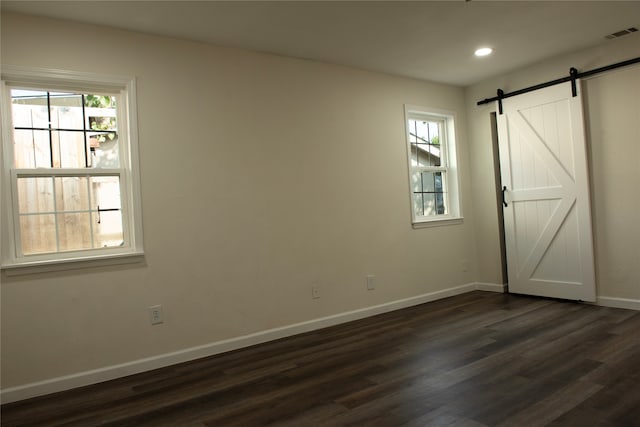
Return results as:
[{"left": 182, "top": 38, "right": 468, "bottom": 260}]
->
[{"left": 569, "top": 67, "right": 579, "bottom": 97}]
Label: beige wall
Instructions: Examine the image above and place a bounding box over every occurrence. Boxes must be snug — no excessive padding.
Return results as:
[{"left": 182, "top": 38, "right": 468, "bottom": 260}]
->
[
  {"left": 1, "top": 13, "right": 477, "bottom": 389},
  {"left": 465, "top": 33, "right": 640, "bottom": 299}
]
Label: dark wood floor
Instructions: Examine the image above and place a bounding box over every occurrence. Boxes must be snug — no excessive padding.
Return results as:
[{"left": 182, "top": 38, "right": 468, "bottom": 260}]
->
[{"left": 2, "top": 291, "right": 640, "bottom": 426}]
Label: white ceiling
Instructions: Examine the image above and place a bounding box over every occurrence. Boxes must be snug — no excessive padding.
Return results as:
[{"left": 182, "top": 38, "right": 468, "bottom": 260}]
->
[{"left": 2, "top": 1, "right": 639, "bottom": 86}]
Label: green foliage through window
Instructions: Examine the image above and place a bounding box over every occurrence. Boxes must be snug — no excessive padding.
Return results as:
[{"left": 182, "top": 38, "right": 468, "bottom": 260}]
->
[{"left": 84, "top": 94, "right": 115, "bottom": 108}]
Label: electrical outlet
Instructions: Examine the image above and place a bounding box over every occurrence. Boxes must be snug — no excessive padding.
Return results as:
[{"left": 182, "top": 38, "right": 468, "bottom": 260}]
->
[
  {"left": 149, "top": 305, "right": 163, "bottom": 325},
  {"left": 366, "top": 275, "right": 375, "bottom": 290},
  {"left": 460, "top": 259, "right": 469, "bottom": 272},
  {"left": 312, "top": 286, "right": 320, "bottom": 299}
]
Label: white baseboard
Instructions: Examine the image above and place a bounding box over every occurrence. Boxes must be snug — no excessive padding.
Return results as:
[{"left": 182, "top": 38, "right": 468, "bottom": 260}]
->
[
  {"left": 3, "top": 282, "right": 501, "bottom": 404},
  {"left": 595, "top": 296, "right": 640, "bottom": 311},
  {"left": 474, "top": 282, "right": 507, "bottom": 293},
  {"left": 474, "top": 283, "right": 640, "bottom": 311}
]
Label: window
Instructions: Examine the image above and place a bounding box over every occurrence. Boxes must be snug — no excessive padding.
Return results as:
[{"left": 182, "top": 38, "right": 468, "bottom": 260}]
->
[
  {"left": 404, "top": 106, "right": 461, "bottom": 226},
  {"left": 1, "top": 67, "right": 143, "bottom": 269}
]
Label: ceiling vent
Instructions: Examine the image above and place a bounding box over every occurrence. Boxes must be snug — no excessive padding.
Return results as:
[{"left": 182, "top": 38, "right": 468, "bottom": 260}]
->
[{"left": 605, "top": 27, "right": 638, "bottom": 39}]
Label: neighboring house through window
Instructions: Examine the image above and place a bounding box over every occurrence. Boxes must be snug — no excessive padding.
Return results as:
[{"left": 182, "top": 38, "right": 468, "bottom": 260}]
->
[
  {"left": 1, "top": 66, "right": 143, "bottom": 270},
  {"left": 404, "top": 105, "right": 462, "bottom": 226}
]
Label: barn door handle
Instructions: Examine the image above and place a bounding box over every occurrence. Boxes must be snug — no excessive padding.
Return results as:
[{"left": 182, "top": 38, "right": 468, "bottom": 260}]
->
[{"left": 502, "top": 186, "right": 508, "bottom": 208}]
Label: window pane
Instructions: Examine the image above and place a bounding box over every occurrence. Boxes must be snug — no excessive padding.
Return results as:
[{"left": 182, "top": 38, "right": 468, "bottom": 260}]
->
[
  {"left": 436, "top": 193, "right": 446, "bottom": 215},
  {"left": 410, "top": 146, "right": 428, "bottom": 167},
  {"left": 53, "top": 131, "right": 87, "bottom": 168},
  {"left": 409, "top": 119, "right": 442, "bottom": 167},
  {"left": 86, "top": 97, "right": 119, "bottom": 168},
  {"left": 11, "top": 89, "right": 49, "bottom": 129},
  {"left": 410, "top": 171, "right": 422, "bottom": 192},
  {"left": 84, "top": 94, "right": 116, "bottom": 111},
  {"left": 437, "top": 172, "right": 448, "bottom": 215},
  {"left": 17, "top": 177, "right": 54, "bottom": 213},
  {"left": 435, "top": 172, "right": 443, "bottom": 191},
  {"left": 411, "top": 145, "right": 441, "bottom": 167},
  {"left": 58, "top": 213, "right": 92, "bottom": 251},
  {"left": 87, "top": 113, "right": 117, "bottom": 131},
  {"left": 13, "top": 129, "right": 51, "bottom": 168},
  {"left": 89, "top": 132, "right": 120, "bottom": 168},
  {"left": 90, "top": 176, "right": 122, "bottom": 210},
  {"left": 411, "top": 171, "right": 447, "bottom": 217},
  {"left": 93, "top": 211, "right": 124, "bottom": 248},
  {"left": 55, "top": 177, "right": 90, "bottom": 212},
  {"left": 19, "top": 214, "right": 57, "bottom": 255},
  {"left": 421, "top": 171, "right": 436, "bottom": 193},
  {"left": 411, "top": 171, "right": 441, "bottom": 193},
  {"left": 430, "top": 144, "right": 442, "bottom": 167},
  {"left": 49, "top": 93, "right": 84, "bottom": 130},
  {"left": 422, "top": 193, "right": 436, "bottom": 216},
  {"left": 411, "top": 171, "right": 429, "bottom": 217},
  {"left": 90, "top": 175, "right": 123, "bottom": 248},
  {"left": 413, "top": 192, "right": 423, "bottom": 218}
]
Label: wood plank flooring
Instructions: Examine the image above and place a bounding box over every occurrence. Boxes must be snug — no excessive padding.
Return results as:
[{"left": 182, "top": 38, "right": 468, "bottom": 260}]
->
[{"left": 2, "top": 291, "right": 640, "bottom": 426}]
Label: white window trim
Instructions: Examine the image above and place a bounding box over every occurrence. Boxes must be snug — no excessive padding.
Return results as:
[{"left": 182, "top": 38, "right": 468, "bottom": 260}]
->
[
  {"left": 1, "top": 66, "right": 144, "bottom": 273},
  {"left": 404, "top": 105, "right": 463, "bottom": 227}
]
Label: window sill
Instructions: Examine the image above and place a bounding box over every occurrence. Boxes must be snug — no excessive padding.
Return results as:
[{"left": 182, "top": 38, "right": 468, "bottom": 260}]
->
[
  {"left": 412, "top": 216, "right": 464, "bottom": 229},
  {"left": 1, "top": 251, "right": 145, "bottom": 276}
]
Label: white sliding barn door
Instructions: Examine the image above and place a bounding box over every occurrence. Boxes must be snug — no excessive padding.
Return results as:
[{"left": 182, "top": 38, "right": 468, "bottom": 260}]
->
[{"left": 497, "top": 82, "right": 596, "bottom": 302}]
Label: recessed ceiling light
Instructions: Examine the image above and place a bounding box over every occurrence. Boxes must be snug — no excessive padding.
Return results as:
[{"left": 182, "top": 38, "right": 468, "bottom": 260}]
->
[{"left": 475, "top": 47, "right": 493, "bottom": 57}]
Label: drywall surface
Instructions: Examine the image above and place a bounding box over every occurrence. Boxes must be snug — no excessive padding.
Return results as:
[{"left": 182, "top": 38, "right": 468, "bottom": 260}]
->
[
  {"left": 465, "top": 33, "right": 640, "bottom": 299},
  {"left": 1, "top": 13, "right": 475, "bottom": 390}
]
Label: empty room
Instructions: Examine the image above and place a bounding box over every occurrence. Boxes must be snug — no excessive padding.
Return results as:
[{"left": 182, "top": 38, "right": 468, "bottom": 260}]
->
[{"left": 1, "top": 1, "right": 639, "bottom": 426}]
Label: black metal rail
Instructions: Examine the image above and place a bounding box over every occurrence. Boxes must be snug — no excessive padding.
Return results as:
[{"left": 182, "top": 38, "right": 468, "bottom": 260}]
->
[{"left": 477, "top": 56, "right": 640, "bottom": 113}]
